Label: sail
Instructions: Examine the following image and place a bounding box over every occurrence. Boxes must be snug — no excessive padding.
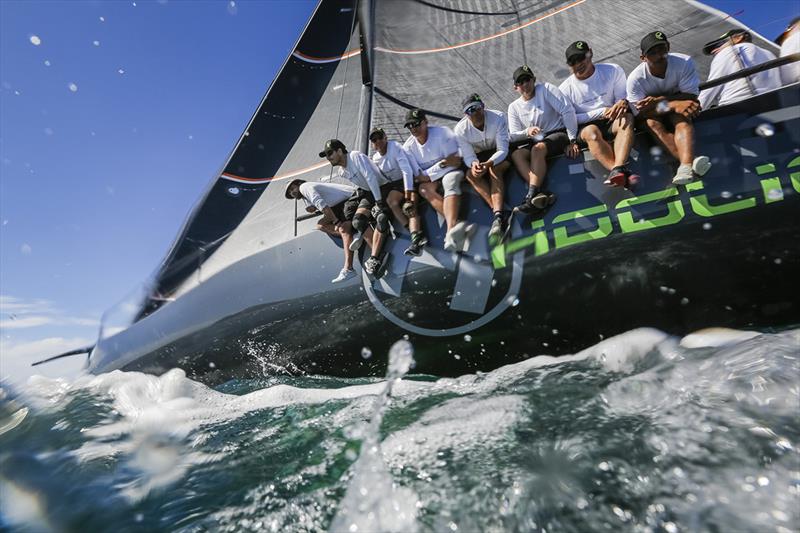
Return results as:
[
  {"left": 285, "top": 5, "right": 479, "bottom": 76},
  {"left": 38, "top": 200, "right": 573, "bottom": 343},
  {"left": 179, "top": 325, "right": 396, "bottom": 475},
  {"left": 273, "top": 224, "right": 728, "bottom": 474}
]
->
[{"left": 138, "top": 0, "right": 779, "bottom": 317}]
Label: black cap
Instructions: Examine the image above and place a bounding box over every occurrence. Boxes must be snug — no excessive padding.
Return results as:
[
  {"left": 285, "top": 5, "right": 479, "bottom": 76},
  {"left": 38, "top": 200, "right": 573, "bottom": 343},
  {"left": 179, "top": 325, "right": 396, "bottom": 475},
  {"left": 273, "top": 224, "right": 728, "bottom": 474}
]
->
[
  {"left": 318, "top": 138, "right": 346, "bottom": 158},
  {"left": 284, "top": 178, "right": 305, "bottom": 199},
  {"left": 404, "top": 108, "right": 426, "bottom": 127},
  {"left": 513, "top": 65, "right": 534, "bottom": 83},
  {"left": 461, "top": 93, "right": 483, "bottom": 112},
  {"left": 702, "top": 29, "right": 750, "bottom": 55},
  {"left": 369, "top": 127, "right": 385, "bottom": 140},
  {"left": 565, "top": 40, "right": 590, "bottom": 61},
  {"left": 640, "top": 31, "right": 669, "bottom": 54},
  {"left": 775, "top": 16, "right": 799, "bottom": 45}
]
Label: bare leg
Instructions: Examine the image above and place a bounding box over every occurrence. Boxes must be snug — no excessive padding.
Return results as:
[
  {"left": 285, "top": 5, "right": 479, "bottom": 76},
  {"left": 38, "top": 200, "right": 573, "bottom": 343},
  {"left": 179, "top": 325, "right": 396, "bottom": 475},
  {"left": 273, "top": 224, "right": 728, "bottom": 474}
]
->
[
  {"left": 528, "top": 143, "right": 548, "bottom": 188},
  {"left": 645, "top": 117, "right": 680, "bottom": 161},
  {"left": 488, "top": 161, "right": 508, "bottom": 213},
  {"left": 419, "top": 181, "right": 445, "bottom": 216},
  {"left": 580, "top": 124, "right": 615, "bottom": 171},
  {"left": 670, "top": 114, "right": 694, "bottom": 166},
  {"left": 611, "top": 114, "right": 635, "bottom": 167},
  {"left": 465, "top": 169, "right": 493, "bottom": 207},
  {"left": 511, "top": 148, "right": 531, "bottom": 185},
  {"left": 339, "top": 221, "right": 354, "bottom": 270},
  {"left": 386, "top": 190, "right": 407, "bottom": 228},
  {"left": 443, "top": 194, "right": 459, "bottom": 231}
]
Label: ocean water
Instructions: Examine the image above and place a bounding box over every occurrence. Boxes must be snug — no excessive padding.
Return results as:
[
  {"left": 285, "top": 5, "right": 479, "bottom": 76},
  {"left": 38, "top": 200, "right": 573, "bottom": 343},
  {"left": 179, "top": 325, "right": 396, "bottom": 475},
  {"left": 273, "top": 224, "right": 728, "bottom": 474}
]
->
[{"left": 1, "top": 328, "right": 798, "bottom": 532}]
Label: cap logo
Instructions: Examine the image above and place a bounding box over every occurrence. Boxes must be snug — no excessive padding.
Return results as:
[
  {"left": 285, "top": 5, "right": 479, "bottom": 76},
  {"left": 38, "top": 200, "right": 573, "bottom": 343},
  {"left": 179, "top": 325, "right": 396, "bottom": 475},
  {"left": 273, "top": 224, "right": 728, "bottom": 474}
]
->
[
  {"left": 413, "top": 110, "right": 419, "bottom": 118},
  {"left": 523, "top": 65, "right": 530, "bottom": 72},
  {"left": 576, "top": 42, "right": 584, "bottom": 49},
  {"left": 655, "top": 31, "right": 664, "bottom": 40}
]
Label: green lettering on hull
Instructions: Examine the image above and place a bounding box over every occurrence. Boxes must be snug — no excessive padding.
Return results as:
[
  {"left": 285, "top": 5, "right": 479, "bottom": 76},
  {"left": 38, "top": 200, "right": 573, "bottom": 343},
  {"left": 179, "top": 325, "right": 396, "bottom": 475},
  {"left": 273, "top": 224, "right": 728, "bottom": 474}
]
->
[
  {"left": 685, "top": 180, "right": 756, "bottom": 215},
  {"left": 788, "top": 156, "right": 800, "bottom": 194},
  {"left": 616, "top": 188, "right": 684, "bottom": 233},
  {"left": 552, "top": 205, "right": 612, "bottom": 248}
]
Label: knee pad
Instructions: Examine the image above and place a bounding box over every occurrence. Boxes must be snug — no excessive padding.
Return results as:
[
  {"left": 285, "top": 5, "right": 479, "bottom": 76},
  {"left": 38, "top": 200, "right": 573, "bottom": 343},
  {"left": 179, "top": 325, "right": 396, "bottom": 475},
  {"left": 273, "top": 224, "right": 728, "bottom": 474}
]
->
[
  {"left": 375, "top": 211, "right": 390, "bottom": 234},
  {"left": 352, "top": 213, "right": 369, "bottom": 233}
]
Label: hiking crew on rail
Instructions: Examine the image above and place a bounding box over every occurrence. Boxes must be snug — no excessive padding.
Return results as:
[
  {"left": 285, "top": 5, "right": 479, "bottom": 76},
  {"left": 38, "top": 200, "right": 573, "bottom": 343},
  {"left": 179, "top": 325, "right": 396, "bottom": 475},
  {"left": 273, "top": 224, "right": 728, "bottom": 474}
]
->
[{"left": 301, "top": 29, "right": 795, "bottom": 268}]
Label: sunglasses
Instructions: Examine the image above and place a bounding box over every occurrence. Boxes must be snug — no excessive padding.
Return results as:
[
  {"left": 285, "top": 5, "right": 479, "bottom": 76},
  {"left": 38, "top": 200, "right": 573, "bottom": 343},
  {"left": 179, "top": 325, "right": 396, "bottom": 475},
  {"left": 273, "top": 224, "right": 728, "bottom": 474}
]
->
[
  {"left": 406, "top": 121, "right": 422, "bottom": 129},
  {"left": 567, "top": 53, "right": 587, "bottom": 66},
  {"left": 514, "top": 76, "right": 532, "bottom": 87},
  {"left": 465, "top": 104, "right": 483, "bottom": 115},
  {"left": 324, "top": 149, "right": 334, "bottom": 157}
]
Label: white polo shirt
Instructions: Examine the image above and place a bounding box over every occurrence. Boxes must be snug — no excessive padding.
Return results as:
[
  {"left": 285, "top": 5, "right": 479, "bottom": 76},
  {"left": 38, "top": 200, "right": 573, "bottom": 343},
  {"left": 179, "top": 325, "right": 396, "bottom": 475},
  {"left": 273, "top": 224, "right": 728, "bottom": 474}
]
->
[
  {"left": 507, "top": 82, "right": 578, "bottom": 142},
  {"left": 626, "top": 53, "right": 700, "bottom": 108},
  {"left": 453, "top": 109, "right": 509, "bottom": 167},
  {"left": 372, "top": 140, "right": 415, "bottom": 191},
  {"left": 780, "top": 30, "right": 800, "bottom": 85},
  {"left": 298, "top": 181, "right": 355, "bottom": 212},
  {"left": 337, "top": 150, "right": 388, "bottom": 200},
  {"left": 699, "top": 43, "right": 780, "bottom": 109},
  {"left": 559, "top": 63, "right": 628, "bottom": 124},
  {"left": 403, "top": 125, "right": 460, "bottom": 182}
]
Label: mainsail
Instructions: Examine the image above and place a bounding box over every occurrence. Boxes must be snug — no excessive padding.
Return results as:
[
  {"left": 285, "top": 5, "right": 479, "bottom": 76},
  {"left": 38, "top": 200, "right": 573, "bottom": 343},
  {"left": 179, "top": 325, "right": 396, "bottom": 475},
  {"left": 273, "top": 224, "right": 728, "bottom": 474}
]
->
[{"left": 135, "top": 0, "right": 778, "bottom": 319}]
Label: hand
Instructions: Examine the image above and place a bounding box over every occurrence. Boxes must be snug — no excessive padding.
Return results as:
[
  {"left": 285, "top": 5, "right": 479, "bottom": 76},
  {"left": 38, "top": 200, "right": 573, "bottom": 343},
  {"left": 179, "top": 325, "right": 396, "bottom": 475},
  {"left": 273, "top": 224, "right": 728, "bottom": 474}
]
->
[
  {"left": 634, "top": 96, "right": 657, "bottom": 111},
  {"left": 471, "top": 161, "right": 485, "bottom": 176},
  {"left": 526, "top": 126, "right": 541, "bottom": 138},
  {"left": 604, "top": 100, "right": 628, "bottom": 121},
  {"left": 564, "top": 141, "right": 580, "bottom": 159},
  {"left": 671, "top": 99, "right": 700, "bottom": 118},
  {"left": 442, "top": 154, "right": 461, "bottom": 168},
  {"left": 333, "top": 220, "right": 344, "bottom": 232}
]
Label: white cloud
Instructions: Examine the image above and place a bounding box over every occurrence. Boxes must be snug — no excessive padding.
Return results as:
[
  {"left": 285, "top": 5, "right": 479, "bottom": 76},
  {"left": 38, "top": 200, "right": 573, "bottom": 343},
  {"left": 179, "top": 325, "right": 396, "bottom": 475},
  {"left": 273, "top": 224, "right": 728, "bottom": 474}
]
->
[
  {"left": 0, "top": 316, "right": 53, "bottom": 329},
  {"left": 1, "top": 336, "right": 91, "bottom": 385},
  {"left": 0, "top": 295, "right": 55, "bottom": 314},
  {"left": 0, "top": 295, "right": 99, "bottom": 330}
]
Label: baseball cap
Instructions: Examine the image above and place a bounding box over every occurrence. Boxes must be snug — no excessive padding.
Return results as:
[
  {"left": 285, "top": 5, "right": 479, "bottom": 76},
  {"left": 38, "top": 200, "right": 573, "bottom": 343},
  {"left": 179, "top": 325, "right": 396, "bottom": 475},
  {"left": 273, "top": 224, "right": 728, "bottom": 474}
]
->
[
  {"left": 641, "top": 31, "right": 669, "bottom": 54},
  {"left": 565, "top": 40, "right": 590, "bottom": 62},
  {"left": 702, "top": 29, "right": 750, "bottom": 55},
  {"left": 318, "top": 139, "right": 346, "bottom": 158},
  {"left": 284, "top": 178, "right": 305, "bottom": 199},
  {"left": 404, "top": 108, "right": 426, "bottom": 127},
  {"left": 513, "top": 65, "right": 534, "bottom": 84},
  {"left": 369, "top": 127, "right": 385, "bottom": 141},
  {"left": 461, "top": 93, "right": 483, "bottom": 113}
]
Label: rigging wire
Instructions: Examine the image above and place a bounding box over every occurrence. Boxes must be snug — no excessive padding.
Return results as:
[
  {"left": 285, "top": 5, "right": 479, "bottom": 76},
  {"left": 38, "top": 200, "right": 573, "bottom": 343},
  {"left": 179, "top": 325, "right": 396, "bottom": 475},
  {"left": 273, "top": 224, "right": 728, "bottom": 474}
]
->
[{"left": 509, "top": 0, "right": 528, "bottom": 65}]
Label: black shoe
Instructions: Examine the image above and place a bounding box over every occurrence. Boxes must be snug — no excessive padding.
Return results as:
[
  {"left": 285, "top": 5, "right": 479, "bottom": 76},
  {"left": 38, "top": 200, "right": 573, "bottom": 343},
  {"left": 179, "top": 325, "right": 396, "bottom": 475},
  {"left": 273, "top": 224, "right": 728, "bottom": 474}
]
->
[
  {"left": 514, "top": 192, "right": 556, "bottom": 215},
  {"left": 404, "top": 231, "right": 427, "bottom": 257}
]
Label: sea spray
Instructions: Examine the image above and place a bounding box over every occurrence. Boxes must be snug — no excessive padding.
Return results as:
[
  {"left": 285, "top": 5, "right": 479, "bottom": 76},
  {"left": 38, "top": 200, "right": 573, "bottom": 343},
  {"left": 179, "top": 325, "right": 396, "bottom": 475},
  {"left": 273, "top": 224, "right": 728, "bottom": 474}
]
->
[{"left": 329, "top": 340, "right": 419, "bottom": 533}]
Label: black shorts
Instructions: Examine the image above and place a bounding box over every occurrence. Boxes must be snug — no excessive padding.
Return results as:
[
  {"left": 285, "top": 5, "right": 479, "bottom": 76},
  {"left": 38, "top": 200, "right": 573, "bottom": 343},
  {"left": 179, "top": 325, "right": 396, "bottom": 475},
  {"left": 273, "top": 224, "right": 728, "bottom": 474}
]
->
[
  {"left": 380, "top": 180, "right": 404, "bottom": 195},
  {"left": 577, "top": 119, "right": 615, "bottom": 147},
  {"left": 343, "top": 189, "right": 373, "bottom": 220},
  {"left": 510, "top": 130, "right": 570, "bottom": 157}
]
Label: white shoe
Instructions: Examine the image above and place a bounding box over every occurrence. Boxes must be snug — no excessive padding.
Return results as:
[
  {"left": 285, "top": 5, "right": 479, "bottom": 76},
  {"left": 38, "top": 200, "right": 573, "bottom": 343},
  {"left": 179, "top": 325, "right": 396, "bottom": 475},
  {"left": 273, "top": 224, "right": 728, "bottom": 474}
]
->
[
  {"left": 349, "top": 234, "right": 364, "bottom": 252},
  {"left": 692, "top": 155, "right": 711, "bottom": 177},
  {"left": 445, "top": 221, "right": 466, "bottom": 252},
  {"left": 672, "top": 164, "right": 694, "bottom": 185},
  {"left": 331, "top": 268, "right": 356, "bottom": 283},
  {"left": 459, "top": 223, "right": 477, "bottom": 252}
]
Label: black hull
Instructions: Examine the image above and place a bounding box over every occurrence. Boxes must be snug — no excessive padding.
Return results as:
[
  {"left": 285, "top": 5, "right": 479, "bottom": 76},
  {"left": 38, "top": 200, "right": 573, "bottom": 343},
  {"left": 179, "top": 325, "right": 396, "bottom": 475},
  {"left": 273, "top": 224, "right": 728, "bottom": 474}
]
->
[{"left": 89, "top": 86, "right": 800, "bottom": 384}]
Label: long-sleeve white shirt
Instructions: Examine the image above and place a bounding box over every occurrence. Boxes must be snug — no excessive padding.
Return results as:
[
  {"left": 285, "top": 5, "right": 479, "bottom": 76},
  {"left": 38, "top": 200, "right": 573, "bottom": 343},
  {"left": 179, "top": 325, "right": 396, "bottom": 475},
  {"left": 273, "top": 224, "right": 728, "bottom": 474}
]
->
[
  {"left": 507, "top": 82, "right": 578, "bottom": 142},
  {"left": 559, "top": 63, "right": 628, "bottom": 124},
  {"left": 337, "top": 150, "right": 388, "bottom": 200},
  {"left": 453, "top": 109, "right": 509, "bottom": 167},
  {"left": 403, "top": 125, "right": 460, "bottom": 182},
  {"left": 298, "top": 181, "right": 355, "bottom": 212},
  {"left": 699, "top": 43, "right": 780, "bottom": 109},
  {"left": 372, "top": 140, "right": 415, "bottom": 191},
  {"left": 626, "top": 53, "right": 700, "bottom": 107},
  {"left": 780, "top": 30, "right": 800, "bottom": 85}
]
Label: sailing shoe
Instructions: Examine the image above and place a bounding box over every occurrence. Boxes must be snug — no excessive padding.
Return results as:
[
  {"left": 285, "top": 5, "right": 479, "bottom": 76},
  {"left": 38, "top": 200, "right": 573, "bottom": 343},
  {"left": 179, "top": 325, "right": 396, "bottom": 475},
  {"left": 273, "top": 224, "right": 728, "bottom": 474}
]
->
[
  {"left": 404, "top": 231, "right": 427, "bottom": 257},
  {"left": 349, "top": 233, "right": 364, "bottom": 252},
  {"left": 672, "top": 164, "right": 694, "bottom": 185},
  {"left": 331, "top": 268, "right": 356, "bottom": 284},
  {"left": 604, "top": 167, "right": 628, "bottom": 188},
  {"left": 460, "top": 222, "right": 477, "bottom": 252},
  {"left": 488, "top": 217, "right": 504, "bottom": 247},
  {"left": 363, "top": 256, "right": 380, "bottom": 276},
  {"left": 444, "top": 221, "right": 467, "bottom": 252},
  {"left": 692, "top": 155, "right": 712, "bottom": 178}
]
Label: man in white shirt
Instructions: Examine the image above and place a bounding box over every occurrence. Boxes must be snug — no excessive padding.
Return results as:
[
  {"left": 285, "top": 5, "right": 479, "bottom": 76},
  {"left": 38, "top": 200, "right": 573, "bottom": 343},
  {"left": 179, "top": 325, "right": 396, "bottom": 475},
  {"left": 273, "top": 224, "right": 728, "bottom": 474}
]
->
[
  {"left": 559, "top": 40, "right": 639, "bottom": 188},
  {"left": 627, "top": 31, "right": 711, "bottom": 185},
  {"left": 369, "top": 127, "right": 427, "bottom": 257},
  {"left": 285, "top": 178, "right": 358, "bottom": 283},
  {"left": 777, "top": 17, "right": 800, "bottom": 85},
  {"left": 699, "top": 29, "right": 781, "bottom": 109},
  {"left": 319, "top": 139, "right": 391, "bottom": 278},
  {"left": 508, "top": 65, "right": 580, "bottom": 216},
  {"left": 403, "top": 108, "right": 475, "bottom": 253},
  {"left": 454, "top": 93, "right": 510, "bottom": 245}
]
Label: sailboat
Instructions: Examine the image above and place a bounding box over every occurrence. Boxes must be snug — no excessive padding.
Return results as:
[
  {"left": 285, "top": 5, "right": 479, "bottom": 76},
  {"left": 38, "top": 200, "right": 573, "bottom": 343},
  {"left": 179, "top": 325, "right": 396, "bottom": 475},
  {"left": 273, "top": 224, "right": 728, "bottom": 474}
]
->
[{"left": 81, "top": 0, "right": 799, "bottom": 383}]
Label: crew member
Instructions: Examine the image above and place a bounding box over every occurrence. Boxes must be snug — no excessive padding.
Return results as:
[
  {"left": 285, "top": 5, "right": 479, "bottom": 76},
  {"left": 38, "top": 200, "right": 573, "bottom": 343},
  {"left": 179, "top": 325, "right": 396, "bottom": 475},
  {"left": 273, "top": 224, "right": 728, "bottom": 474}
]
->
[
  {"left": 699, "top": 29, "right": 781, "bottom": 109},
  {"left": 285, "top": 178, "right": 357, "bottom": 283},
  {"left": 777, "top": 17, "right": 800, "bottom": 85},
  {"left": 627, "top": 31, "right": 711, "bottom": 185},
  {"left": 402, "top": 109, "right": 474, "bottom": 253},
  {"left": 454, "top": 93, "right": 511, "bottom": 245},
  {"left": 559, "top": 40, "right": 639, "bottom": 188},
  {"left": 319, "top": 139, "right": 391, "bottom": 277},
  {"left": 369, "top": 127, "right": 428, "bottom": 257},
  {"left": 507, "top": 65, "right": 579, "bottom": 215}
]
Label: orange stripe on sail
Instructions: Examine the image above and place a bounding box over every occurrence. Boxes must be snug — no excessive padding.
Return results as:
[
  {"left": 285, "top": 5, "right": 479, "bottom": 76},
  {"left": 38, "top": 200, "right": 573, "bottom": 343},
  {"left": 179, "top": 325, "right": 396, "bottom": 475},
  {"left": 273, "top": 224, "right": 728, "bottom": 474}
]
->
[{"left": 221, "top": 161, "right": 330, "bottom": 184}]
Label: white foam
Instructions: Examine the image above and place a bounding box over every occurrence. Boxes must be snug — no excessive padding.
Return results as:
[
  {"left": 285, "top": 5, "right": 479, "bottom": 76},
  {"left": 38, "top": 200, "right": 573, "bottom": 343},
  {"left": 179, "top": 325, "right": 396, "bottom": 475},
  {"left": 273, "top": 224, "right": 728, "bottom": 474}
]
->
[{"left": 680, "top": 327, "right": 761, "bottom": 349}]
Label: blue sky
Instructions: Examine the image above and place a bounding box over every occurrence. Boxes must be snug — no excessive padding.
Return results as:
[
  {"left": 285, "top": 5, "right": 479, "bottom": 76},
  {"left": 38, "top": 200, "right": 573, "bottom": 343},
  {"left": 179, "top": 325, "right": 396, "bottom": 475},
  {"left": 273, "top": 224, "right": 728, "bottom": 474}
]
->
[{"left": 1, "top": 0, "right": 798, "bottom": 385}]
